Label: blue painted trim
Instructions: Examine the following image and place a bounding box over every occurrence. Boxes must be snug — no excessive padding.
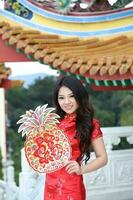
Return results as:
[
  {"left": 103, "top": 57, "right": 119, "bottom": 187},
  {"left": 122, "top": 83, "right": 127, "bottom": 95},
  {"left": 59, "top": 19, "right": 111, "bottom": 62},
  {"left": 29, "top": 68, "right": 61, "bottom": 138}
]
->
[
  {"left": 0, "top": 9, "right": 133, "bottom": 37},
  {"left": 18, "top": 0, "right": 133, "bottom": 23}
]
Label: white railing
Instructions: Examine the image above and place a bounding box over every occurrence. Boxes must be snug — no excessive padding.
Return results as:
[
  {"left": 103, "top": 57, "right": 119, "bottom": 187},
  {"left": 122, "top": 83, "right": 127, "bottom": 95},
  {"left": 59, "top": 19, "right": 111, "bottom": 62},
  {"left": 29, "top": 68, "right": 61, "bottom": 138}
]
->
[
  {"left": 0, "top": 160, "right": 18, "bottom": 200},
  {"left": 0, "top": 126, "right": 133, "bottom": 200},
  {"left": 0, "top": 180, "right": 18, "bottom": 200},
  {"left": 85, "top": 126, "right": 133, "bottom": 200},
  {"left": 19, "top": 149, "right": 44, "bottom": 200},
  {"left": 102, "top": 126, "right": 133, "bottom": 151},
  {"left": 0, "top": 180, "right": 6, "bottom": 200}
]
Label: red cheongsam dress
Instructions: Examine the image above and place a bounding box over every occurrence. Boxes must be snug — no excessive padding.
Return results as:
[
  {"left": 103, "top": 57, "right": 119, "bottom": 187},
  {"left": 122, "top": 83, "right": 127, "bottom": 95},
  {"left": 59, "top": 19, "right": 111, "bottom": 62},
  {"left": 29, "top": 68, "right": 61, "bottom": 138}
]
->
[{"left": 44, "top": 113, "right": 103, "bottom": 200}]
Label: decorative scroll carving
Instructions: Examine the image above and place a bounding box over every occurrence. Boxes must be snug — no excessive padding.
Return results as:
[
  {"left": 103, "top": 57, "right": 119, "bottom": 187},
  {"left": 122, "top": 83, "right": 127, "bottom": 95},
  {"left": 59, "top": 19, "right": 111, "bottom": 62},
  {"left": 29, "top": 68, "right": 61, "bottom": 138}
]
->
[
  {"left": 26, "top": 0, "right": 133, "bottom": 14},
  {"left": 116, "top": 163, "right": 133, "bottom": 183},
  {"left": 86, "top": 168, "right": 107, "bottom": 185},
  {"left": 104, "top": 136, "right": 121, "bottom": 151}
]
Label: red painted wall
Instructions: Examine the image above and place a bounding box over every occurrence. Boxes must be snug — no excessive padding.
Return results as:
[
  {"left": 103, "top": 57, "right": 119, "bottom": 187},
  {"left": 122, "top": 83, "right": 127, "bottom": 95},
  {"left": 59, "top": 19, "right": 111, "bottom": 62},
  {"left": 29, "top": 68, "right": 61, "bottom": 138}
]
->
[{"left": 0, "top": 39, "right": 31, "bottom": 62}]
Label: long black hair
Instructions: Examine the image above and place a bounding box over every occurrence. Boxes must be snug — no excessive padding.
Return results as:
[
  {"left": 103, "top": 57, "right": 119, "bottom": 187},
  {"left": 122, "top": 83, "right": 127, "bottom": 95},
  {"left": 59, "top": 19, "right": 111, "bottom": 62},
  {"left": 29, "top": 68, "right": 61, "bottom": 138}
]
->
[{"left": 53, "top": 76, "right": 94, "bottom": 163}]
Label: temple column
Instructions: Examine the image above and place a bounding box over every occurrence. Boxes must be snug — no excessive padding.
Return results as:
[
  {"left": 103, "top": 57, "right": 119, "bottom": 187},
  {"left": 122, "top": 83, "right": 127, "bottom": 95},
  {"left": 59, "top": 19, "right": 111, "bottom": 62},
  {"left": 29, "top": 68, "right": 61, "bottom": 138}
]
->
[{"left": 0, "top": 88, "right": 7, "bottom": 180}]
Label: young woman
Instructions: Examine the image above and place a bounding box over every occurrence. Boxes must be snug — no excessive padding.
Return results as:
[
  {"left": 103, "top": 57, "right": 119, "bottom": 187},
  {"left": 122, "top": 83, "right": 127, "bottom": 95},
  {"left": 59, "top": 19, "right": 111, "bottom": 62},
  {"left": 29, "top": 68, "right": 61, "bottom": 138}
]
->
[{"left": 44, "top": 76, "right": 108, "bottom": 200}]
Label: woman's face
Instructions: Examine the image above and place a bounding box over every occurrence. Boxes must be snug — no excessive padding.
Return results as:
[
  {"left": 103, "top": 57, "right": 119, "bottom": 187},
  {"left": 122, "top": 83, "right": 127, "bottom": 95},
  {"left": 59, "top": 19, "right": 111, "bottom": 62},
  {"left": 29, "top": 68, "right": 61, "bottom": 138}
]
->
[{"left": 58, "top": 86, "right": 78, "bottom": 114}]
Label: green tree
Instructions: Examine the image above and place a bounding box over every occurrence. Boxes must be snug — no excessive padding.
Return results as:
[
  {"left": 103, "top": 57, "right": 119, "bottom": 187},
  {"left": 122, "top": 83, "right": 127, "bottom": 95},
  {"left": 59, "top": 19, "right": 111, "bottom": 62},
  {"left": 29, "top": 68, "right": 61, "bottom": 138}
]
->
[
  {"left": 89, "top": 88, "right": 133, "bottom": 127},
  {"left": 6, "top": 86, "right": 28, "bottom": 129},
  {"left": 119, "top": 92, "right": 133, "bottom": 125},
  {"left": 6, "top": 86, "right": 29, "bottom": 184},
  {"left": 26, "top": 76, "right": 57, "bottom": 108},
  {"left": 0, "top": 148, "right": 3, "bottom": 179}
]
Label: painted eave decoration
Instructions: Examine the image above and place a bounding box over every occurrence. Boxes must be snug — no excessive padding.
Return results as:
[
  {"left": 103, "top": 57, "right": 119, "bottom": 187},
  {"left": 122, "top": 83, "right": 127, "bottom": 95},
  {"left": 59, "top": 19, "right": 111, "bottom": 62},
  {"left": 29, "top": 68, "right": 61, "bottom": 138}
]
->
[
  {"left": 17, "top": 0, "right": 133, "bottom": 23},
  {"left": 1, "top": 1, "right": 133, "bottom": 37},
  {"left": 0, "top": 1, "right": 133, "bottom": 91},
  {"left": 0, "top": 21, "right": 133, "bottom": 90}
]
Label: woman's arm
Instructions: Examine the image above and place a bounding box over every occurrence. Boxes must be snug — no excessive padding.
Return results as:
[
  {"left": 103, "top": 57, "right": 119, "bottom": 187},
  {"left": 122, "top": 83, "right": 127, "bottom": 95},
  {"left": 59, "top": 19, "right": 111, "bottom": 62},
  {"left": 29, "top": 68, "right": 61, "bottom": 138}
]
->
[
  {"left": 66, "top": 137, "right": 108, "bottom": 175},
  {"left": 80, "top": 137, "right": 108, "bottom": 174}
]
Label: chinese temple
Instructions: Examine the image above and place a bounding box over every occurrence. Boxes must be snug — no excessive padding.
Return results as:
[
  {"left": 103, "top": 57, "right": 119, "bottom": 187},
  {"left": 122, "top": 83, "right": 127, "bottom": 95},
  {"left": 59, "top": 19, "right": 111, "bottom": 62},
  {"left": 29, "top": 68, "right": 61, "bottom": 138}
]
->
[
  {"left": 0, "top": 0, "right": 133, "bottom": 91},
  {"left": 0, "top": 1, "right": 133, "bottom": 200}
]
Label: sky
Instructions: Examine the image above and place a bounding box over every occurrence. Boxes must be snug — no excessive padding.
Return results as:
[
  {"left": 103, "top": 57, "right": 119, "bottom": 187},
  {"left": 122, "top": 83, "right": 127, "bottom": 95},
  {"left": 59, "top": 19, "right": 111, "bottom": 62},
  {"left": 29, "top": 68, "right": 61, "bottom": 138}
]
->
[
  {"left": 6, "top": 62, "right": 58, "bottom": 77},
  {"left": 1, "top": 0, "right": 133, "bottom": 76}
]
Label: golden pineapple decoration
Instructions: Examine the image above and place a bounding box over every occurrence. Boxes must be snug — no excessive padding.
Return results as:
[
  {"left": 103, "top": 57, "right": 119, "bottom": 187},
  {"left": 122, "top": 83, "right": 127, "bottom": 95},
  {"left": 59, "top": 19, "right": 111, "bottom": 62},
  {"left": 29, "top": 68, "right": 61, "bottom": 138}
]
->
[{"left": 17, "top": 104, "right": 71, "bottom": 173}]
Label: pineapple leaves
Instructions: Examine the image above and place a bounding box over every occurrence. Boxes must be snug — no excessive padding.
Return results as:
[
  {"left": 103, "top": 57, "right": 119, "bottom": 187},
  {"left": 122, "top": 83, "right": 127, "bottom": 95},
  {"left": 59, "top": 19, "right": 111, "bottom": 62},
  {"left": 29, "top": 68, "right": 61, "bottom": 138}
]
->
[{"left": 17, "top": 104, "right": 60, "bottom": 137}]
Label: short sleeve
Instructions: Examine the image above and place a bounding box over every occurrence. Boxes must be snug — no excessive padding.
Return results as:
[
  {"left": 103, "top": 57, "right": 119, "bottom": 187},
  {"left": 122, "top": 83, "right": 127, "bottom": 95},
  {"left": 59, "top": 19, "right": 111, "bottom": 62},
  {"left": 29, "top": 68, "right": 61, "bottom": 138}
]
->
[{"left": 91, "top": 119, "right": 103, "bottom": 143}]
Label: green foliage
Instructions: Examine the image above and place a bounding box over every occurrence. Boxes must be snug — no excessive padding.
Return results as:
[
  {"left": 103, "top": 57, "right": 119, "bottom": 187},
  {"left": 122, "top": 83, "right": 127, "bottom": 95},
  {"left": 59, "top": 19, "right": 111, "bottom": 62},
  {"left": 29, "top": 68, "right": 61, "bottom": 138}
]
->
[
  {"left": 27, "top": 76, "right": 56, "bottom": 108},
  {"left": 6, "top": 87, "right": 28, "bottom": 130},
  {"left": 0, "top": 148, "right": 3, "bottom": 179},
  {"left": 94, "top": 109, "right": 116, "bottom": 127},
  {"left": 89, "top": 88, "right": 133, "bottom": 127},
  {"left": 119, "top": 92, "right": 133, "bottom": 125},
  {"left": 7, "top": 128, "right": 23, "bottom": 185},
  {"left": 120, "top": 109, "right": 133, "bottom": 125}
]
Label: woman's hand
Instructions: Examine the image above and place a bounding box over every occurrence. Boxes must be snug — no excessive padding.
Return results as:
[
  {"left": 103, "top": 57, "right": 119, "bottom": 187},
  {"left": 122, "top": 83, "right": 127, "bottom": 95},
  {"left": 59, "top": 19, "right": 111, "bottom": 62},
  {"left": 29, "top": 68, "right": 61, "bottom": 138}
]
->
[{"left": 65, "top": 160, "right": 82, "bottom": 175}]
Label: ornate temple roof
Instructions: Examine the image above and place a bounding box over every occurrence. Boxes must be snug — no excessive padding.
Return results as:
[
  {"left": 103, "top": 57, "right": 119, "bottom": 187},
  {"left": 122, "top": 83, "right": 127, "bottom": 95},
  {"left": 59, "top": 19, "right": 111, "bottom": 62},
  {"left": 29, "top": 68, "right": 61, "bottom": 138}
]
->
[
  {"left": 0, "top": 20, "right": 133, "bottom": 90},
  {"left": 0, "top": 62, "right": 24, "bottom": 88}
]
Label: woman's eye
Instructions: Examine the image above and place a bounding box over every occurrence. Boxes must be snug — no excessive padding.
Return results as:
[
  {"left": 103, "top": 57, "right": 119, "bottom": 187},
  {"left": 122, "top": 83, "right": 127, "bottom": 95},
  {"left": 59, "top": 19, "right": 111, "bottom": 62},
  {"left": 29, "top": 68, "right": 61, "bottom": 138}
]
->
[
  {"left": 58, "top": 97, "right": 64, "bottom": 100},
  {"left": 69, "top": 95, "right": 74, "bottom": 98}
]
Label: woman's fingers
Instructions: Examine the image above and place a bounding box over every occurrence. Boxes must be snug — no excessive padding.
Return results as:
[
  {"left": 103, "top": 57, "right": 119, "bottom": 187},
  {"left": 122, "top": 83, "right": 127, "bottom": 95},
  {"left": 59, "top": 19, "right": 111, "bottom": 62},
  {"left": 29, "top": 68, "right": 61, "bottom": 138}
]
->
[
  {"left": 65, "top": 161, "right": 82, "bottom": 175},
  {"left": 67, "top": 166, "right": 77, "bottom": 174}
]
